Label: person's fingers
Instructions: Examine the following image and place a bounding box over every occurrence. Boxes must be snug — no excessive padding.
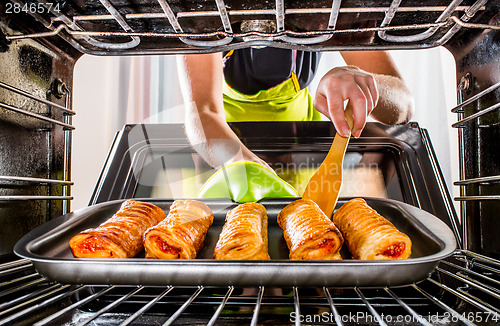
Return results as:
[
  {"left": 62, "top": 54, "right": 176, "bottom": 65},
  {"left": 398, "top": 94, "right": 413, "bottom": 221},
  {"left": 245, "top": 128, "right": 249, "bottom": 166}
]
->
[
  {"left": 346, "top": 72, "right": 379, "bottom": 137},
  {"left": 317, "top": 77, "right": 352, "bottom": 137},
  {"left": 327, "top": 92, "right": 351, "bottom": 137},
  {"left": 313, "top": 92, "right": 329, "bottom": 117},
  {"left": 356, "top": 77, "right": 375, "bottom": 113},
  {"left": 352, "top": 79, "right": 375, "bottom": 137},
  {"left": 242, "top": 150, "right": 277, "bottom": 174},
  {"left": 365, "top": 74, "right": 379, "bottom": 113},
  {"left": 315, "top": 66, "right": 381, "bottom": 138}
]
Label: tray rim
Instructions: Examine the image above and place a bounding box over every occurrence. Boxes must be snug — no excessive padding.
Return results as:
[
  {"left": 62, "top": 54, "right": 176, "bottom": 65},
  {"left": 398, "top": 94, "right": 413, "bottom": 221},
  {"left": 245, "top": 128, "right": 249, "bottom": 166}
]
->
[{"left": 14, "top": 197, "right": 458, "bottom": 286}]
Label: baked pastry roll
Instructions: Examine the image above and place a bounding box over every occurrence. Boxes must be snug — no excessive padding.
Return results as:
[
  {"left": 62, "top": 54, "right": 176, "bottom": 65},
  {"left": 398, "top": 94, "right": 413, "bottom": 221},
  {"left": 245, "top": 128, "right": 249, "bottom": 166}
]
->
[
  {"left": 144, "top": 200, "right": 214, "bottom": 259},
  {"left": 278, "top": 199, "right": 344, "bottom": 260},
  {"left": 332, "top": 198, "right": 412, "bottom": 260},
  {"left": 214, "top": 202, "right": 270, "bottom": 260},
  {"left": 69, "top": 200, "right": 165, "bottom": 258}
]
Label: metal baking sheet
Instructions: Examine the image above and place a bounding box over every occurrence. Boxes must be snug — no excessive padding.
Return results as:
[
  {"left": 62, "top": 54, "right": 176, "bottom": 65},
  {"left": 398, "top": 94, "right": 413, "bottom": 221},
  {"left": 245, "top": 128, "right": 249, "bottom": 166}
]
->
[{"left": 14, "top": 197, "right": 457, "bottom": 287}]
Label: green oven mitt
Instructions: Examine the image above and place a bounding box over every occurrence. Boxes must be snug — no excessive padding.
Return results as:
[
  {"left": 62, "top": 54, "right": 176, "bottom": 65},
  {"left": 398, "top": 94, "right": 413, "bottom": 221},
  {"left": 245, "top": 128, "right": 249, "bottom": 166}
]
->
[{"left": 198, "top": 161, "right": 298, "bottom": 203}]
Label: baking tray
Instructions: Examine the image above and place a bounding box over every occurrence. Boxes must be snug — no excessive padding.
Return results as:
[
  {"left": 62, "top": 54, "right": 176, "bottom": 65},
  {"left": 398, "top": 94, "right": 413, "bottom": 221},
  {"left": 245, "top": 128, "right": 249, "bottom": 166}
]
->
[{"left": 14, "top": 197, "right": 457, "bottom": 287}]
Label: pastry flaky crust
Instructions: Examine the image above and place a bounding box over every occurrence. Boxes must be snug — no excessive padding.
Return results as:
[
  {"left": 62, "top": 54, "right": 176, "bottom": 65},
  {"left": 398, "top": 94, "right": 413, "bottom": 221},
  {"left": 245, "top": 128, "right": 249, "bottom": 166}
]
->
[
  {"left": 214, "top": 202, "right": 270, "bottom": 260},
  {"left": 278, "top": 199, "right": 344, "bottom": 260},
  {"left": 332, "top": 198, "right": 412, "bottom": 260},
  {"left": 69, "top": 200, "right": 166, "bottom": 258},
  {"left": 143, "top": 200, "right": 214, "bottom": 259}
]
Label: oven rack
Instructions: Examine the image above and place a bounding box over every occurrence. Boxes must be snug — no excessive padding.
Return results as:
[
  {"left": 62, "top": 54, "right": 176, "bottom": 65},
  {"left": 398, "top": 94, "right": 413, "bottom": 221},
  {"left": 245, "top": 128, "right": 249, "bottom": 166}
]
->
[
  {"left": 4, "top": 0, "right": 498, "bottom": 55},
  {"left": 0, "top": 251, "right": 498, "bottom": 326},
  {"left": 452, "top": 77, "right": 500, "bottom": 252},
  {"left": 0, "top": 79, "right": 73, "bottom": 211}
]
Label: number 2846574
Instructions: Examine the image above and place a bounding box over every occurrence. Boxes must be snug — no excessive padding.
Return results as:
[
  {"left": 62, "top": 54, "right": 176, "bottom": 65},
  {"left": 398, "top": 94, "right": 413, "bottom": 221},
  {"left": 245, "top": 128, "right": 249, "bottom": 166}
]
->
[{"left": 5, "top": 2, "right": 61, "bottom": 14}]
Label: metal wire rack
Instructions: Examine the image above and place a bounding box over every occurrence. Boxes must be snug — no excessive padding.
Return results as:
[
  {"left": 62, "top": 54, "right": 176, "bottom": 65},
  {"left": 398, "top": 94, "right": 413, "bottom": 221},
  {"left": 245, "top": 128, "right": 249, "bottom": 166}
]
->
[
  {"left": 452, "top": 77, "right": 500, "bottom": 253},
  {"left": 0, "top": 250, "right": 498, "bottom": 325},
  {"left": 4, "top": 0, "right": 499, "bottom": 55}
]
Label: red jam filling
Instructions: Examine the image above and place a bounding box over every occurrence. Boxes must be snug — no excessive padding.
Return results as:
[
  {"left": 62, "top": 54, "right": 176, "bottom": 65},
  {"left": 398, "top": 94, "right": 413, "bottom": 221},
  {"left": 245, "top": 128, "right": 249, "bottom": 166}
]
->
[
  {"left": 318, "top": 239, "right": 331, "bottom": 248},
  {"left": 382, "top": 242, "right": 405, "bottom": 258},
  {"left": 154, "top": 236, "right": 182, "bottom": 257},
  {"left": 80, "top": 240, "right": 106, "bottom": 253}
]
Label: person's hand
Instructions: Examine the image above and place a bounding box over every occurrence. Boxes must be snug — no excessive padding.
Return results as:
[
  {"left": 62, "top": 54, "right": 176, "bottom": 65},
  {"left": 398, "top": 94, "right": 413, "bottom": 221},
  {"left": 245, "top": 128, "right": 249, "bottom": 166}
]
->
[
  {"left": 314, "top": 66, "right": 379, "bottom": 138},
  {"left": 237, "top": 150, "right": 276, "bottom": 174},
  {"left": 205, "top": 138, "right": 275, "bottom": 173}
]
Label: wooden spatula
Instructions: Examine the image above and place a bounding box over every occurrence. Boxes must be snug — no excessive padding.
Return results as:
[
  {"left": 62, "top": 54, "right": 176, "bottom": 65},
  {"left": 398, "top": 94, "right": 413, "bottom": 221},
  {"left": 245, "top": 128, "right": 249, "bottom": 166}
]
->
[{"left": 302, "top": 104, "right": 354, "bottom": 218}]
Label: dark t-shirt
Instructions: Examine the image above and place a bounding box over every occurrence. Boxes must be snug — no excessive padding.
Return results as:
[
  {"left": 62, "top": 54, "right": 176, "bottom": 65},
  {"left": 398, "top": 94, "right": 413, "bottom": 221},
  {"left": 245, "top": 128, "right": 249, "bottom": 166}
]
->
[{"left": 223, "top": 47, "right": 322, "bottom": 95}]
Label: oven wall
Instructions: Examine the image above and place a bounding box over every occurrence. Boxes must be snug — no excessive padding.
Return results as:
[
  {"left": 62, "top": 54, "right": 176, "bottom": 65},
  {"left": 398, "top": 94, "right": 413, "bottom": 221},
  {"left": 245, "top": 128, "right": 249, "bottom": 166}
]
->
[
  {"left": 446, "top": 23, "right": 500, "bottom": 258},
  {"left": 0, "top": 17, "right": 79, "bottom": 258}
]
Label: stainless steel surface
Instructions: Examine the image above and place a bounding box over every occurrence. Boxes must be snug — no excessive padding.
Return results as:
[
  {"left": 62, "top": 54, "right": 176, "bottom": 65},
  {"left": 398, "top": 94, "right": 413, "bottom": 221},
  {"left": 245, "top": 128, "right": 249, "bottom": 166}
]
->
[
  {"left": 0, "top": 81, "right": 74, "bottom": 115},
  {"left": 438, "top": 0, "right": 492, "bottom": 46},
  {"left": 457, "top": 76, "right": 469, "bottom": 251},
  {"left": 96, "top": 0, "right": 141, "bottom": 49},
  {"left": 15, "top": 197, "right": 456, "bottom": 287},
  {"left": 354, "top": 287, "right": 387, "bottom": 326},
  {"left": 454, "top": 196, "right": 500, "bottom": 201},
  {"left": 378, "top": 0, "right": 462, "bottom": 43},
  {"left": 3, "top": 0, "right": 498, "bottom": 55},
  {"left": 1, "top": 251, "right": 499, "bottom": 325},
  {"left": 0, "top": 195, "right": 74, "bottom": 201},
  {"left": 0, "top": 101, "right": 74, "bottom": 129},
  {"left": 452, "top": 102, "right": 500, "bottom": 127},
  {"left": 274, "top": 0, "right": 337, "bottom": 45},
  {"left": 0, "top": 176, "right": 73, "bottom": 185},
  {"left": 451, "top": 81, "right": 500, "bottom": 114},
  {"left": 250, "top": 286, "right": 264, "bottom": 326},
  {"left": 206, "top": 286, "right": 233, "bottom": 326},
  {"left": 384, "top": 287, "right": 432, "bottom": 326},
  {"left": 292, "top": 287, "right": 300, "bottom": 326},
  {"left": 454, "top": 175, "right": 500, "bottom": 185},
  {"left": 62, "top": 84, "right": 72, "bottom": 214}
]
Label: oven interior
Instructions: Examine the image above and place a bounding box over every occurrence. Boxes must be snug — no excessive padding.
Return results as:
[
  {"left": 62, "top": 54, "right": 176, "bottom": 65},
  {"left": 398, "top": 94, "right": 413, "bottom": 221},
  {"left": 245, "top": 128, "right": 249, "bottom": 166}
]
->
[{"left": 0, "top": 0, "right": 499, "bottom": 325}]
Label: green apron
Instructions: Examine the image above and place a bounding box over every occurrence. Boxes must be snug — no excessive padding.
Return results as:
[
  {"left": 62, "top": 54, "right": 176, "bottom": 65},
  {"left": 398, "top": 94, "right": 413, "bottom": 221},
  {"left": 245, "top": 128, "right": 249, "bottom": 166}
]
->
[{"left": 222, "top": 50, "right": 322, "bottom": 122}]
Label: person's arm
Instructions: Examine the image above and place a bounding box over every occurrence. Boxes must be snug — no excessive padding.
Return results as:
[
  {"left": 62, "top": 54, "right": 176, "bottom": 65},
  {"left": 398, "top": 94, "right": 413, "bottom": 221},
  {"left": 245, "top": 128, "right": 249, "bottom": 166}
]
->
[
  {"left": 177, "top": 53, "right": 270, "bottom": 169},
  {"left": 314, "top": 51, "right": 414, "bottom": 138}
]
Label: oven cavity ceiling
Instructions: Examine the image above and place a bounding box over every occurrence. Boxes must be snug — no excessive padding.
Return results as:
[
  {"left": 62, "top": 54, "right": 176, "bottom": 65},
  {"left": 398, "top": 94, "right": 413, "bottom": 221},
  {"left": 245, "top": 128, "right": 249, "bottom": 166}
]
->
[{"left": 2, "top": 0, "right": 499, "bottom": 55}]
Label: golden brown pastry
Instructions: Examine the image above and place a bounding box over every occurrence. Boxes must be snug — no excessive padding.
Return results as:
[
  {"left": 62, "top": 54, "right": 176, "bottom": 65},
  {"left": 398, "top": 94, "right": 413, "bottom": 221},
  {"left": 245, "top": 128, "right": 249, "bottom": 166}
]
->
[
  {"left": 69, "top": 200, "right": 165, "bottom": 258},
  {"left": 332, "top": 198, "right": 412, "bottom": 260},
  {"left": 143, "top": 200, "right": 213, "bottom": 259},
  {"left": 278, "top": 199, "right": 344, "bottom": 260},
  {"left": 214, "top": 202, "right": 270, "bottom": 260}
]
